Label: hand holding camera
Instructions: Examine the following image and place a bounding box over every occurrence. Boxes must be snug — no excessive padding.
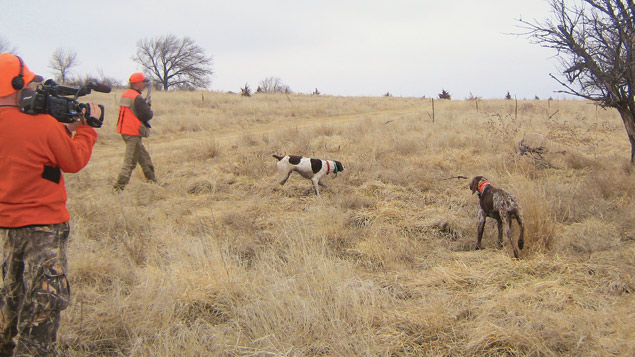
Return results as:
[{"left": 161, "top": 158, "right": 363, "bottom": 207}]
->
[{"left": 66, "top": 102, "right": 103, "bottom": 132}]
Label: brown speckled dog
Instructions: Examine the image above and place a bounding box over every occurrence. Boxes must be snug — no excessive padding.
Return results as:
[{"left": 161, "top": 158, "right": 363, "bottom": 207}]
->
[{"left": 470, "top": 176, "right": 525, "bottom": 259}]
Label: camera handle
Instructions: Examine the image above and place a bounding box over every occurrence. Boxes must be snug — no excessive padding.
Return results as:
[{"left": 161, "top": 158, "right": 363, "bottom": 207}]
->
[{"left": 84, "top": 104, "right": 105, "bottom": 128}]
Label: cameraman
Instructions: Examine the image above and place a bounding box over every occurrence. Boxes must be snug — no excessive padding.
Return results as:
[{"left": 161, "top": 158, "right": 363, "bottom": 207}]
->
[
  {"left": 0, "top": 53, "right": 100, "bottom": 356},
  {"left": 113, "top": 72, "right": 155, "bottom": 191}
]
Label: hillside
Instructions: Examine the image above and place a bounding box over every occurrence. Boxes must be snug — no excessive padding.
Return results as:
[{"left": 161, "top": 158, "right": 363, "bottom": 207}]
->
[{"left": 59, "top": 91, "right": 633, "bottom": 355}]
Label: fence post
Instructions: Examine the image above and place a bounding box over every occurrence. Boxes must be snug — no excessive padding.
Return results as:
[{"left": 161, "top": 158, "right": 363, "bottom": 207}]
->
[{"left": 432, "top": 98, "right": 435, "bottom": 123}]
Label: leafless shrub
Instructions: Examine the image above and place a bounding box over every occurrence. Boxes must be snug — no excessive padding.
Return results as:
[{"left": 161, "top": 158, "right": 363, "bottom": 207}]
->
[
  {"left": 258, "top": 76, "right": 291, "bottom": 93},
  {"left": 484, "top": 113, "right": 521, "bottom": 145}
]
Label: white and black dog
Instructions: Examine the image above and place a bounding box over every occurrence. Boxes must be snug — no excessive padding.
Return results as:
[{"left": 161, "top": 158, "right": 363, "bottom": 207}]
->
[{"left": 272, "top": 155, "right": 344, "bottom": 196}]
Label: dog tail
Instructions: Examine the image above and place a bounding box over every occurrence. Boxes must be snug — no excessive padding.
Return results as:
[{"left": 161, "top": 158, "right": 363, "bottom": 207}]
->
[{"left": 272, "top": 154, "right": 284, "bottom": 161}]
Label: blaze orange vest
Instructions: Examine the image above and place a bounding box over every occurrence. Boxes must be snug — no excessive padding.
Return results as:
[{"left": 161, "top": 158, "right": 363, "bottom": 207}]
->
[{"left": 117, "top": 89, "right": 143, "bottom": 136}]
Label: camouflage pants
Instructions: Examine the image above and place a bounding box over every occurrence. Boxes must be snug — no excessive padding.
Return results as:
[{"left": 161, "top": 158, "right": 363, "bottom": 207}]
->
[
  {"left": 0, "top": 223, "right": 71, "bottom": 356},
  {"left": 114, "top": 134, "right": 156, "bottom": 190}
]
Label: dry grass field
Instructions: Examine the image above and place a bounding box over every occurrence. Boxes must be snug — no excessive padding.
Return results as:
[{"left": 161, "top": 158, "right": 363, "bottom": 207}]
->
[{"left": 57, "top": 90, "right": 633, "bottom": 356}]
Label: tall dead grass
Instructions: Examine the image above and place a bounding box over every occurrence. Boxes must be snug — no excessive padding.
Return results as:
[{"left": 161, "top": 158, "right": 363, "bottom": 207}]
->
[{"left": 53, "top": 91, "right": 634, "bottom": 355}]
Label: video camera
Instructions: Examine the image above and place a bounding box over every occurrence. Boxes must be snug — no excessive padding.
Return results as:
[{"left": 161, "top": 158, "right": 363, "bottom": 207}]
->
[{"left": 19, "top": 79, "right": 111, "bottom": 128}]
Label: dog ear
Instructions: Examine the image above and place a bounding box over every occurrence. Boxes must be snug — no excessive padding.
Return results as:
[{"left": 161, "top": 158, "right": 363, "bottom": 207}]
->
[{"left": 469, "top": 176, "right": 480, "bottom": 194}]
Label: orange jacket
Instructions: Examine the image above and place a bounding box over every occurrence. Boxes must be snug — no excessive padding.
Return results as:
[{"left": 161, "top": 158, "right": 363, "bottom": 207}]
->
[
  {"left": 0, "top": 107, "right": 97, "bottom": 227},
  {"left": 117, "top": 88, "right": 147, "bottom": 136}
]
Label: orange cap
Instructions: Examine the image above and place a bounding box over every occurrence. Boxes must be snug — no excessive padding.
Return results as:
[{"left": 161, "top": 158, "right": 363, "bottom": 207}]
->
[
  {"left": 0, "top": 53, "right": 43, "bottom": 97},
  {"left": 129, "top": 72, "right": 149, "bottom": 83}
]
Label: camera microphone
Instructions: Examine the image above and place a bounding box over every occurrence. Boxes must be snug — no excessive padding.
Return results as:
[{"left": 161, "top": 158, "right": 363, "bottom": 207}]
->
[{"left": 87, "top": 81, "right": 112, "bottom": 93}]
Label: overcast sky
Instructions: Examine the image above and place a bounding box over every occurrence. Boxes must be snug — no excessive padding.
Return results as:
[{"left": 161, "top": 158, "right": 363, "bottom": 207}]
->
[{"left": 1, "top": 0, "right": 565, "bottom": 99}]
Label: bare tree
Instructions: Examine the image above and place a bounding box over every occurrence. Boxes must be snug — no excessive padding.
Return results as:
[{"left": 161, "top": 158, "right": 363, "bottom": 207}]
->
[
  {"left": 257, "top": 76, "right": 291, "bottom": 93},
  {"left": 522, "top": 0, "right": 635, "bottom": 163},
  {"left": 48, "top": 47, "right": 79, "bottom": 84},
  {"left": 0, "top": 36, "right": 17, "bottom": 54},
  {"left": 133, "top": 35, "right": 213, "bottom": 91}
]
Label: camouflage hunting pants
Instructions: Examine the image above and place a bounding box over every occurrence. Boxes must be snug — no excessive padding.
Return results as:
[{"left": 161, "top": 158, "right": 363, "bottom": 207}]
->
[
  {"left": 114, "top": 134, "right": 156, "bottom": 190},
  {"left": 0, "top": 223, "right": 71, "bottom": 356}
]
